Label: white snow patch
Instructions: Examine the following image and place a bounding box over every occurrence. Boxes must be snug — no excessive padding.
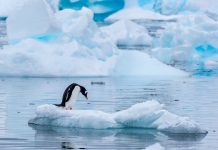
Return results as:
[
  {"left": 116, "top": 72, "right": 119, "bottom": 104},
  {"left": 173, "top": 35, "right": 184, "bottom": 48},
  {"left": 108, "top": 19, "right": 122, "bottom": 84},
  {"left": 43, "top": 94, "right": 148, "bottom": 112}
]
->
[{"left": 29, "top": 100, "right": 207, "bottom": 134}]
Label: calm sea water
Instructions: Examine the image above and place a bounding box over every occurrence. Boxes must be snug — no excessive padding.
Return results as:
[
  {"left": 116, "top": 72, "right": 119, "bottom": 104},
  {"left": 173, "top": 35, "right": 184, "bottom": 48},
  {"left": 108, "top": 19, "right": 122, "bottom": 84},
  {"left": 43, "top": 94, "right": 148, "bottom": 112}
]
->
[{"left": 0, "top": 76, "right": 217, "bottom": 150}]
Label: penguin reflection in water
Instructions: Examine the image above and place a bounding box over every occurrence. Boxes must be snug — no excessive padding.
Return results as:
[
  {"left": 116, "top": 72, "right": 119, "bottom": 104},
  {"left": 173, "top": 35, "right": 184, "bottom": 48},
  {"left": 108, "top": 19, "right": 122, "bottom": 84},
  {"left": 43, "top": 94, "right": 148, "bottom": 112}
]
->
[{"left": 54, "top": 83, "right": 88, "bottom": 110}]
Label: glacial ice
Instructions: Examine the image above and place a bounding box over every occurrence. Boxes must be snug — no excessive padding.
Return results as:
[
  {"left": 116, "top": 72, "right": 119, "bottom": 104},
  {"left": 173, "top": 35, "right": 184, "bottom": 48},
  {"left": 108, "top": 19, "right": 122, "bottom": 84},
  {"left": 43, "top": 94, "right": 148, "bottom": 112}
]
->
[
  {"left": 1, "top": 0, "right": 217, "bottom": 76},
  {"left": 0, "top": 0, "right": 28, "bottom": 16},
  {"left": 0, "top": 42, "right": 187, "bottom": 76},
  {"left": 0, "top": 2, "right": 188, "bottom": 77},
  {"left": 58, "top": 0, "right": 124, "bottom": 21},
  {"left": 1, "top": 6, "right": 121, "bottom": 77},
  {"left": 106, "top": 7, "right": 175, "bottom": 21},
  {"left": 152, "top": 13, "right": 218, "bottom": 73},
  {"left": 29, "top": 100, "right": 207, "bottom": 134},
  {"left": 112, "top": 51, "right": 187, "bottom": 76},
  {"left": 6, "top": 0, "right": 54, "bottom": 40},
  {"left": 55, "top": 0, "right": 218, "bottom": 21},
  {"left": 185, "top": 0, "right": 218, "bottom": 14},
  {"left": 141, "top": 0, "right": 218, "bottom": 15},
  {"left": 100, "top": 20, "right": 152, "bottom": 46},
  {"left": 0, "top": 39, "right": 117, "bottom": 77}
]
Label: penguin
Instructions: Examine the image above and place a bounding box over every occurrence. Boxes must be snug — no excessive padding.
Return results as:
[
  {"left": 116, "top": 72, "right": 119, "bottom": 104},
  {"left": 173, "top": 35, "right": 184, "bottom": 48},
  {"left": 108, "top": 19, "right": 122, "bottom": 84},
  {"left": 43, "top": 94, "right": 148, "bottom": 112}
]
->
[{"left": 54, "top": 83, "right": 88, "bottom": 110}]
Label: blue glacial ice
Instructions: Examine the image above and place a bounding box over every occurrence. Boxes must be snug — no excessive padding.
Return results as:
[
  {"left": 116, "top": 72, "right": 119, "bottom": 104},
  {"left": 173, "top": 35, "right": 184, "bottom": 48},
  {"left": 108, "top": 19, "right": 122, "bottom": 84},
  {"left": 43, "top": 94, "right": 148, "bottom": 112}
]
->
[
  {"left": 1, "top": 0, "right": 218, "bottom": 76},
  {"left": 59, "top": 0, "right": 124, "bottom": 21},
  {"left": 0, "top": 0, "right": 187, "bottom": 77},
  {"left": 29, "top": 100, "right": 207, "bottom": 134},
  {"left": 152, "top": 13, "right": 218, "bottom": 74},
  {"left": 57, "top": 0, "right": 218, "bottom": 19}
]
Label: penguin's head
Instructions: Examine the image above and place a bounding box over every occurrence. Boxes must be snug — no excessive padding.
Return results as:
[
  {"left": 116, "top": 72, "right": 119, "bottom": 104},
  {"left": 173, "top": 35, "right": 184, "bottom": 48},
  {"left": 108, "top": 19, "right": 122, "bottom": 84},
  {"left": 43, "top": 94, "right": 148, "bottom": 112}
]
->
[{"left": 79, "top": 85, "right": 88, "bottom": 100}]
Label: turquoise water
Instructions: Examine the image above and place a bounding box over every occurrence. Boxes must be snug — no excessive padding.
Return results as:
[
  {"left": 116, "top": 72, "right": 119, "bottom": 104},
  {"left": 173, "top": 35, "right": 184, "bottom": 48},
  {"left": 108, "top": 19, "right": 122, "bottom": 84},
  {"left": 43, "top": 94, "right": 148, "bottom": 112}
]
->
[{"left": 0, "top": 76, "right": 217, "bottom": 149}]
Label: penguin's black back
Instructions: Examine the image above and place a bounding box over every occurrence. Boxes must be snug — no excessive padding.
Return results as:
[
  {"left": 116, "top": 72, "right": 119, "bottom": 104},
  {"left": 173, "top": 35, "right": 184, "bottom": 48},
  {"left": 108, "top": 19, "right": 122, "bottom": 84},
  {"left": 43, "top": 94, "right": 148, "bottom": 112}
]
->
[{"left": 55, "top": 83, "right": 79, "bottom": 107}]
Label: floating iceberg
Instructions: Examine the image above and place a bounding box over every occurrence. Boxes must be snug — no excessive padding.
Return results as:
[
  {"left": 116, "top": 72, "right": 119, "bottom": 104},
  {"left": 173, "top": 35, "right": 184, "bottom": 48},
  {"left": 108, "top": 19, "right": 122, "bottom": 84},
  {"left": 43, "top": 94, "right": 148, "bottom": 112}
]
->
[
  {"left": 113, "top": 51, "right": 187, "bottom": 76},
  {"left": 0, "top": 43, "right": 187, "bottom": 76},
  {"left": 29, "top": 100, "right": 207, "bottom": 134},
  {"left": 1, "top": 8, "right": 188, "bottom": 78},
  {"left": 0, "top": 6, "right": 120, "bottom": 77},
  {"left": 0, "top": 6, "right": 187, "bottom": 78}
]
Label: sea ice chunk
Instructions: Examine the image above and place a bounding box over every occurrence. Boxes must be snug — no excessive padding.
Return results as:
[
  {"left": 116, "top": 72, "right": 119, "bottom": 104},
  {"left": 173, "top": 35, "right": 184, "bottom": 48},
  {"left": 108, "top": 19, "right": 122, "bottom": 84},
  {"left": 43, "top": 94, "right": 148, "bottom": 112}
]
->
[{"left": 29, "top": 100, "right": 207, "bottom": 134}]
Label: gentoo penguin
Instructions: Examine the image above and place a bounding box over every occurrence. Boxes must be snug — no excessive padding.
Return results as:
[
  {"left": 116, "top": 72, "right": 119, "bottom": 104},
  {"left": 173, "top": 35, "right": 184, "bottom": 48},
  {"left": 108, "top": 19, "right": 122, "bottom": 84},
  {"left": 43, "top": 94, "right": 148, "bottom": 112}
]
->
[{"left": 54, "top": 83, "right": 88, "bottom": 110}]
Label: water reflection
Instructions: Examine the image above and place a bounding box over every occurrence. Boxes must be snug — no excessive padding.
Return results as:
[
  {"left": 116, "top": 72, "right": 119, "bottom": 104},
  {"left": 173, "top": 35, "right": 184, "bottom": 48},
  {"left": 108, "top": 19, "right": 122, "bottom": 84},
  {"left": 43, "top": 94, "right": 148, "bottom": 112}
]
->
[{"left": 29, "top": 124, "right": 207, "bottom": 149}]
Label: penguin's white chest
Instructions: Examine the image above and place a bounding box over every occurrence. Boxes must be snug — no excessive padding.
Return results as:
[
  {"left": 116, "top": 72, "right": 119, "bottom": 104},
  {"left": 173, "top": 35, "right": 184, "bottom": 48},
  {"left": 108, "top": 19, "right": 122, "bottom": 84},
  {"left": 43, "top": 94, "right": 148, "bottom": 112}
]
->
[{"left": 65, "top": 86, "right": 80, "bottom": 109}]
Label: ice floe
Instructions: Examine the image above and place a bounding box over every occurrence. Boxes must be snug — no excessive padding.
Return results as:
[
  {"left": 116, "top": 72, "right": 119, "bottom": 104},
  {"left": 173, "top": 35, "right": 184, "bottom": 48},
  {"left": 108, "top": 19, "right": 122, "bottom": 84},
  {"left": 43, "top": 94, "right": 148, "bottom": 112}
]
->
[{"left": 29, "top": 100, "right": 207, "bottom": 134}]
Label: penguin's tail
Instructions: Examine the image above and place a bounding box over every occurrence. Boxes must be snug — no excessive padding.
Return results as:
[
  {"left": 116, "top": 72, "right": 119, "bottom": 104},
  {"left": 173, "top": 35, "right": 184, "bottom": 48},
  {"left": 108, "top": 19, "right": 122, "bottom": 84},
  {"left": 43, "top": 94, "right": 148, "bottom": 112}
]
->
[{"left": 53, "top": 104, "right": 63, "bottom": 107}]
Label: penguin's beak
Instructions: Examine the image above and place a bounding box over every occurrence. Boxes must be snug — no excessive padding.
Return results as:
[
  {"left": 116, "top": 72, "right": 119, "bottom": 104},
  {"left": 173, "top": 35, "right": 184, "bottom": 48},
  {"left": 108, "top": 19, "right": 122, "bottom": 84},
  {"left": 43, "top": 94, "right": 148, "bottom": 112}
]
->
[
  {"left": 84, "top": 92, "right": 88, "bottom": 100},
  {"left": 85, "top": 95, "right": 88, "bottom": 100}
]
